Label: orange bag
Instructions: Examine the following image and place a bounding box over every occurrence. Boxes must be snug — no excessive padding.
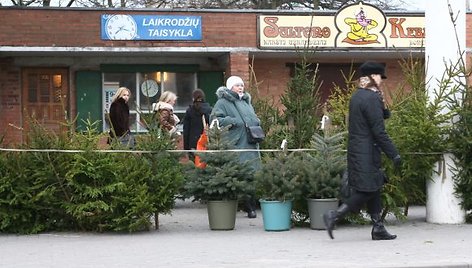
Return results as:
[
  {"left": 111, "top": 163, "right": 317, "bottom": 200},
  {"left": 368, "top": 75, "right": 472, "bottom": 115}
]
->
[{"left": 194, "top": 115, "right": 208, "bottom": 169}]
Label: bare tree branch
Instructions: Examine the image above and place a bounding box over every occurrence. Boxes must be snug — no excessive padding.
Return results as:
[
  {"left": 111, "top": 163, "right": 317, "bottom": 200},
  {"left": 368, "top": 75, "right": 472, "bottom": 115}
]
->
[{"left": 0, "top": 0, "right": 413, "bottom": 9}]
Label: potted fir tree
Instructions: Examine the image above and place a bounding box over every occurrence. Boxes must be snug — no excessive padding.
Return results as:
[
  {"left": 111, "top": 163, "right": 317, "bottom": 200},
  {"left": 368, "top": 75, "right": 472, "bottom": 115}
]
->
[
  {"left": 304, "top": 131, "right": 347, "bottom": 230},
  {"left": 255, "top": 151, "right": 303, "bottom": 231},
  {"left": 183, "top": 125, "right": 255, "bottom": 230}
]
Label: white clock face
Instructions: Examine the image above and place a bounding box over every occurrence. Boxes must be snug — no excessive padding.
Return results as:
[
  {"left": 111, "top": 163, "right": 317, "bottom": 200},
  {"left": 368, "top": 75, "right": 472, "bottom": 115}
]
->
[
  {"left": 105, "top": 15, "right": 138, "bottom": 40},
  {"left": 141, "top": 79, "right": 159, "bottom": 97}
]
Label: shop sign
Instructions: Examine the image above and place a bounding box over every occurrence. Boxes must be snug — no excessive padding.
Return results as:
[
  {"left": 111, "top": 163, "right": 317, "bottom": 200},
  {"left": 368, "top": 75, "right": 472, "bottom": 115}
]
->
[
  {"left": 101, "top": 14, "right": 202, "bottom": 41},
  {"left": 259, "top": 2, "right": 424, "bottom": 49}
]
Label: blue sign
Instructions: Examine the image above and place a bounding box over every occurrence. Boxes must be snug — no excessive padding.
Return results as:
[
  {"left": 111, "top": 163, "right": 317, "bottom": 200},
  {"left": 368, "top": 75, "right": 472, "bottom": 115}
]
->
[{"left": 101, "top": 14, "right": 202, "bottom": 41}]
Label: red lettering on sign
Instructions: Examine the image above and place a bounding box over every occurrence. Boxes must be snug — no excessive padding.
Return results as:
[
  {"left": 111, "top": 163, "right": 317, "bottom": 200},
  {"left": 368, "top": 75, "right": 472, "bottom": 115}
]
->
[
  {"left": 389, "top": 18, "right": 425, "bottom": 38},
  {"left": 263, "top": 16, "right": 330, "bottom": 39},
  {"left": 263, "top": 17, "right": 280, "bottom": 38}
]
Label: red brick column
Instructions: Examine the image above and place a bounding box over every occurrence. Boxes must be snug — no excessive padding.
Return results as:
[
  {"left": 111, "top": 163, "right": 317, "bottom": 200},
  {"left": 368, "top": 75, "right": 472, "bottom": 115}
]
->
[
  {"left": 226, "top": 51, "right": 250, "bottom": 84},
  {"left": 0, "top": 57, "right": 22, "bottom": 146}
]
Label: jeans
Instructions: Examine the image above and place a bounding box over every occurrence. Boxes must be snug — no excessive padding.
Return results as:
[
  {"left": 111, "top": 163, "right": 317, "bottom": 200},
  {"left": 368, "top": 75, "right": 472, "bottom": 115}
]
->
[{"left": 117, "top": 133, "right": 135, "bottom": 149}]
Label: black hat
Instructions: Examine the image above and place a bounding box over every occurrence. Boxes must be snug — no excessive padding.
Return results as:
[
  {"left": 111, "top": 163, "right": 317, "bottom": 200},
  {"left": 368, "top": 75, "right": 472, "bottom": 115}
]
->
[{"left": 359, "top": 61, "right": 387, "bottom": 79}]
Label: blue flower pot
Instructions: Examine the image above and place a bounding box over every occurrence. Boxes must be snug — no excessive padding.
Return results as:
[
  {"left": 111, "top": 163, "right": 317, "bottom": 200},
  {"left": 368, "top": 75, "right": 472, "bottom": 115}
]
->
[{"left": 259, "top": 199, "right": 292, "bottom": 231}]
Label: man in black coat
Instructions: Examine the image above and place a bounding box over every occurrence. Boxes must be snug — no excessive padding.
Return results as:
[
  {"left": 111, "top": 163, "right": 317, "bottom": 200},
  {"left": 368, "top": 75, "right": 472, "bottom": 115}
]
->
[{"left": 324, "top": 61, "right": 401, "bottom": 240}]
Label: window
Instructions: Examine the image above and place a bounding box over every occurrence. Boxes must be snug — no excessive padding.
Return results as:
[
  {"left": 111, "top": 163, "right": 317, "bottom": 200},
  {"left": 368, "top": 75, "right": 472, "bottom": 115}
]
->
[
  {"left": 103, "top": 72, "right": 197, "bottom": 133},
  {"left": 22, "top": 68, "right": 69, "bottom": 134},
  {"left": 161, "top": 72, "right": 195, "bottom": 112}
]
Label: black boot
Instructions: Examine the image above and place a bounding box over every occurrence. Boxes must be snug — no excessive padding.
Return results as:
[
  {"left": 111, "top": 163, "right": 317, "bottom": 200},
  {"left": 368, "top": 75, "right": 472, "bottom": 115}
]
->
[
  {"left": 245, "top": 199, "right": 257, "bottom": 219},
  {"left": 371, "top": 214, "right": 397, "bottom": 240},
  {"left": 323, "top": 203, "right": 350, "bottom": 239}
]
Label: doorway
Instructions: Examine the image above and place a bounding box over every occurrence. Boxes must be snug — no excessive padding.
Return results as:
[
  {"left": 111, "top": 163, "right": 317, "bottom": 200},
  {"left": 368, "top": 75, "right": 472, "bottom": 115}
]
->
[{"left": 22, "top": 68, "right": 69, "bottom": 136}]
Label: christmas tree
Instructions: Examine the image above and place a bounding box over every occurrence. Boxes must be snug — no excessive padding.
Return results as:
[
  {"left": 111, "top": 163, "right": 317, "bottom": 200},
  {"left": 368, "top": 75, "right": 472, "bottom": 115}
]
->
[{"left": 184, "top": 124, "right": 255, "bottom": 201}]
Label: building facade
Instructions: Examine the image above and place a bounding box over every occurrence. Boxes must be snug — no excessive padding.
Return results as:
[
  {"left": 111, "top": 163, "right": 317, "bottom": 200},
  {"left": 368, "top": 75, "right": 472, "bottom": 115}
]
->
[{"left": 0, "top": 3, "right": 438, "bottom": 146}]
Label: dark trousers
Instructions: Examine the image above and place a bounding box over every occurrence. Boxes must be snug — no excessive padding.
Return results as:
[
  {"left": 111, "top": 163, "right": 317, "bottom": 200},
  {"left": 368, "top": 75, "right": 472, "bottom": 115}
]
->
[{"left": 344, "top": 189, "right": 382, "bottom": 215}]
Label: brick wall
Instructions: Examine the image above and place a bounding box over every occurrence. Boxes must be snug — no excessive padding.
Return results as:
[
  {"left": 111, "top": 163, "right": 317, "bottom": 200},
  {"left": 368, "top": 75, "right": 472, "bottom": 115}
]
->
[
  {"left": 383, "top": 60, "right": 407, "bottom": 100},
  {"left": 227, "top": 52, "right": 250, "bottom": 81},
  {"left": 252, "top": 58, "right": 291, "bottom": 109},
  {"left": 253, "top": 58, "right": 406, "bottom": 110},
  {"left": 0, "top": 57, "right": 22, "bottom": 146},
  {"left": 0, "top": 9, "right": 257, "bottom": 48}
]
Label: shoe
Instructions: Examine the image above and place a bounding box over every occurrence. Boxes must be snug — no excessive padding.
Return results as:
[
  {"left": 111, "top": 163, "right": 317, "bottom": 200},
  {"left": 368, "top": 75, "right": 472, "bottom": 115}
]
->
[
  {"left": 245, "top": 199, "right": 257, "bottom": 219},
  {"left": 323, "top": 203, "right": 350, "bottom": 239},
  {"left": 371, "top": 214, "right": 397, "bottom": 240},
  {"left": 247, "top": 210, "right": 257, "bottom": 219},
  {"left": 323, "top": 210, "right": 337, "bottom": 239}
]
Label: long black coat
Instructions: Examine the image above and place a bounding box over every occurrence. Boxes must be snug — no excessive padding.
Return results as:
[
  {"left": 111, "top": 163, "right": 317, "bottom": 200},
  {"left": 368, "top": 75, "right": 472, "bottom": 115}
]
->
[
  {"left": 183, "top": 102, "right": 212, "bottom": 150},
  {"left": 347, "top": 88, "right": 399, "bottom": 192},
  {"left": 109, "top": 98, "right": 130, "bottom": 138}
]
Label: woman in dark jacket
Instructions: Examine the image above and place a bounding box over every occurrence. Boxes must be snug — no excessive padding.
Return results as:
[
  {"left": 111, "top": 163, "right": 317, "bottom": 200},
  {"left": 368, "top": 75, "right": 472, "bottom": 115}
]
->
[
  {"left": 183, "top": 89, "right": 212, "bottom": 159},
  {"left": 323, "top": 61, "right": 401, "bottom": 240},
  {"left": 211, "top": 75, "right": 262, "bottom": 218},
  {"left": 108, "top": 87, "right": 135, "bottom": 148}
]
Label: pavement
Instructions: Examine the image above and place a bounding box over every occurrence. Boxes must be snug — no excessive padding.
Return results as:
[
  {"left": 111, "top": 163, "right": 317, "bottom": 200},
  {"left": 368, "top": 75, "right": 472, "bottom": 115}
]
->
[{"left": 1, "top": 199, "right": 472, "bottom": 268}]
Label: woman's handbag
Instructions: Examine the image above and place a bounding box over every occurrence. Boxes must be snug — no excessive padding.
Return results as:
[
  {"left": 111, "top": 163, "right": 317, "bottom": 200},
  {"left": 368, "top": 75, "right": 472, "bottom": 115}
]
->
[
  {"left": 232, "top": 103, "right": 265, "bottom": 144},
  {"left": 246, "top": 124, "right": 265, "bottom": 144}
]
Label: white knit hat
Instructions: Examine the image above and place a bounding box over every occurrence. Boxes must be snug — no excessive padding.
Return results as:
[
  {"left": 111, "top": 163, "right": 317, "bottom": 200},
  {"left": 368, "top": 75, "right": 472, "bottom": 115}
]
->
[{"left": 226, "top": 76, "right": 244, "bottom": 90}]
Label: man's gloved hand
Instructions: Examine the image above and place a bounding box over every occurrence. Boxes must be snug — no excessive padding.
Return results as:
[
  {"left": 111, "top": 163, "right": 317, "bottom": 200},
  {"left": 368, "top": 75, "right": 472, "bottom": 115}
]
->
[{"left": 393, "top": 155, "right": 402, "bottom": 170}]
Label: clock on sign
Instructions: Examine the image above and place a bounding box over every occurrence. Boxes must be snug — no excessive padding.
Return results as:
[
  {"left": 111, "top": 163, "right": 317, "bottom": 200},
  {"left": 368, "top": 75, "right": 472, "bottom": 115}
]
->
[{"left": 105, "top": 14, "right": 138, "bottom": 40}]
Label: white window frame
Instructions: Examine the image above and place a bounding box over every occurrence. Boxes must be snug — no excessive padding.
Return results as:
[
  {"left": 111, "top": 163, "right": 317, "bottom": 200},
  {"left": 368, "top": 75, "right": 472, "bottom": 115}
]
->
[{"left": 102, "top": 72, "right": 197, "bottom": 133}]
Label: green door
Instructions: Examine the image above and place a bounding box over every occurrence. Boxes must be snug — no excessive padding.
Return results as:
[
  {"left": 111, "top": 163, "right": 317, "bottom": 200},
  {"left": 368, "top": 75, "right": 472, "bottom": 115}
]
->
[
  {"left": 76, "top": 71, "right": 102, "bottom": 131},
  {"left": 198, "top": 71, "right": 224, "bottom": 106}
]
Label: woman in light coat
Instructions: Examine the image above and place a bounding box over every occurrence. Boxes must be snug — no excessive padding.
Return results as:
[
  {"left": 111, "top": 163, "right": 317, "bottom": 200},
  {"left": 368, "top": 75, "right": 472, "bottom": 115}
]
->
[{"left": 153, "top": 91, "right": 180, "bottom": 136}]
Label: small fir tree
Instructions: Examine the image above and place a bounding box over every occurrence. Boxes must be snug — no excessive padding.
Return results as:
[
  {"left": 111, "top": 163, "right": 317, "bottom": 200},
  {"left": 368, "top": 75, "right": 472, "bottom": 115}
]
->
[
  {"left": 184, "top": 125, "right": 255, "bottom": 201},
  {"left": 326, "top": 66, "right": 358, "bottom": 132},
  {"left": 445, "top": 58, "right": 472, "bottom": 222},
  {"left": 135, "top": 111, "right": 184, "bottom": 230},
  {"left": 255, "top": 151, "right": 303, "bottom": 201},
  {"left": 246, "top": 60, "right": 287, "bottom": 150},
  {"left": 279, "top": 54, "right": 323, "bottom": 222},
  {"left": 384, "top": 57, "right": 456, "bottom": 219},
  {"left": 304, "top": 132, "right": 347, "bottom": 199},
  {"left": 281, "top": 56, "right": 322, "bottom": 149}
]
